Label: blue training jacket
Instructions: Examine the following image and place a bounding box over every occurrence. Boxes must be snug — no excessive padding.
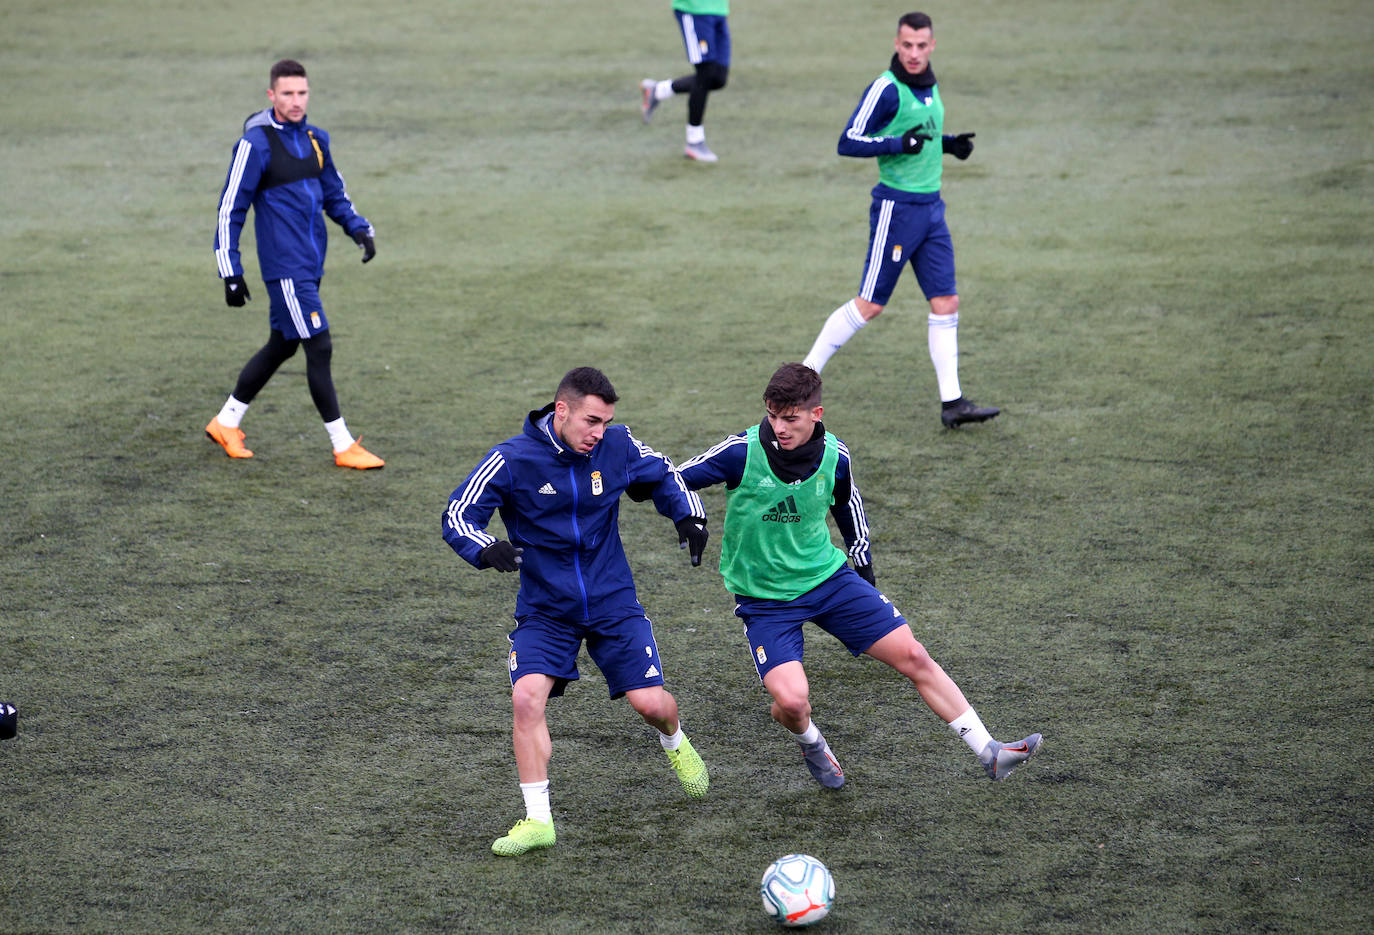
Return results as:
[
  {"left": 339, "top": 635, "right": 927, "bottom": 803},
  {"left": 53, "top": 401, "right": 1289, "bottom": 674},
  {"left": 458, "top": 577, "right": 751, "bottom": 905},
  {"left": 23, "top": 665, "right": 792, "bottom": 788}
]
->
[
  {"left": 214, "top": 108, "right": 372, "bottom": 283},
  {"left": 442, "top": 404, "right": 706, "bottom": 623}
]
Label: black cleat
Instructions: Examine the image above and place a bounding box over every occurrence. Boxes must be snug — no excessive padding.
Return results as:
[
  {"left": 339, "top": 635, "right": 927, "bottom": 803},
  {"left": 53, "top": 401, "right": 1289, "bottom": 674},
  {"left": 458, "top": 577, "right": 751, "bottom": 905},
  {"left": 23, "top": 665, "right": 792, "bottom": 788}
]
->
[{"left": 941, "top": 397, "right": 1001, "bottom": 429}]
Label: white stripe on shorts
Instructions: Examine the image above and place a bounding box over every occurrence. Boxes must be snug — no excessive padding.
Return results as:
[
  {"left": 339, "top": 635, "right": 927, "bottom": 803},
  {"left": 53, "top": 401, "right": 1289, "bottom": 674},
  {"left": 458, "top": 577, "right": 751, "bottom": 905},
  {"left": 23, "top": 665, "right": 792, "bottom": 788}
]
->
[
  {"left": 682, "top": 14, "right": 703, "bottom": 65},
  {"left": 860, "top": 199, "right": 895, "bottom": 301},
  {"left": 282, "top": 278, "right": 309, "bottom": 338}
]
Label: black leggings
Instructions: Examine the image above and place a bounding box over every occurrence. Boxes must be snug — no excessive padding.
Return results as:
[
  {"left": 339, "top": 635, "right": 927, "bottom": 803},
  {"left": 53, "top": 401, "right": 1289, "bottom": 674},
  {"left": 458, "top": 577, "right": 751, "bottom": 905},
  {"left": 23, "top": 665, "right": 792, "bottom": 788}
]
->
[
  {"left": 672, "top": 62, "right": 729, "bottom": 127},
  {"left": 232, "top": 329, "right": 340, "bottom": 423}
]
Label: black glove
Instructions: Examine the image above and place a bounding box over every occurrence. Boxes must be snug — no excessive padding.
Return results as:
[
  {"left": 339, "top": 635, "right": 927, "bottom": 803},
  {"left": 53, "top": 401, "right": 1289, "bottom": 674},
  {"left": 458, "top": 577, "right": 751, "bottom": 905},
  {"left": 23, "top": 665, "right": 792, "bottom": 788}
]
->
[
  {"left": 675, "top": 517, "right": 708, "bottom": 567},
  {"left": 854, "top": 563, "right": 876, "bottom": 587},
  {"left": 352, "top": 229, "right": 376, "bottom": 263},
  {"left": 900, "top": 127, "right": 932, "bottom": 154},
  {"left": 943, "top": 132, "right": 975, "bottom": 160},
  {"left": 223, "top": 275, "right": 251, "bottom": 307},
  {"left": 480, "top": 540, "right": 523, "bottom": 572}
]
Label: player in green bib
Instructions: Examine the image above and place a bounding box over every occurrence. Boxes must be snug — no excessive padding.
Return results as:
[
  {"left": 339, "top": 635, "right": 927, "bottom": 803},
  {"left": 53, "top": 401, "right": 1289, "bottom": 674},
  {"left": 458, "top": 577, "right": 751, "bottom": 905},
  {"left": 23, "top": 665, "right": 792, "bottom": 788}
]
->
[
  {"left": 679, "top": 363, "right": 1041, "bottom": 785},
  {"left": 802, "top": 12, "right": 999, "bottom": 429},
  {"left": 640, "top": 1, "right": 732, "bottom": 162}
]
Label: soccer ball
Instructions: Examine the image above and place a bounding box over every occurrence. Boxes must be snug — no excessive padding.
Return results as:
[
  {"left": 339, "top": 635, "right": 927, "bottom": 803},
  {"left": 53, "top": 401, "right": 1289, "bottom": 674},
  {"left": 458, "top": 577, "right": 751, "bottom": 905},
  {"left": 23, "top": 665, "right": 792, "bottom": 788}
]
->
[{"left": 760, "top": 853, "right": 835, "bottom": 927}]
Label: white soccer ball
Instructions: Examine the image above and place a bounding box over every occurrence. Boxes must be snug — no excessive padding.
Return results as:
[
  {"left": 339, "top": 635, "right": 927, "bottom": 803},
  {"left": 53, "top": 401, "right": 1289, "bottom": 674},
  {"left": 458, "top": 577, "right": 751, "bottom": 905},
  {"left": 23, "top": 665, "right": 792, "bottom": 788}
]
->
[{"left": 760, "top": 853, "right": 835, "bottom": 927}]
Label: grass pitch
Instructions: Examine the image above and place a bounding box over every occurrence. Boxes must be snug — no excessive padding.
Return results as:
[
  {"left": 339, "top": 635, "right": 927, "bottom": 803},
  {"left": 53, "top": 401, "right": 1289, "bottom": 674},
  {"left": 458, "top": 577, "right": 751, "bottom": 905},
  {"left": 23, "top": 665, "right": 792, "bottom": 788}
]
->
[{"left": 2, "top": 1, "right": 1372, "bottom": 932}]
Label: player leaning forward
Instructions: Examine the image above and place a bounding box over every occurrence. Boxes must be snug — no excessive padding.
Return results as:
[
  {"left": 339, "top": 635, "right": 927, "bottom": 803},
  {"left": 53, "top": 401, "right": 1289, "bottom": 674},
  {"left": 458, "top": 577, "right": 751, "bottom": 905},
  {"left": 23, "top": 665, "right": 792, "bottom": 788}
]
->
[
  {"left": 678, "top": 363, "right": 1040, "bottom": 786},
  {"left": 442, "top": 367, "right": 712, "bottom": 856}
]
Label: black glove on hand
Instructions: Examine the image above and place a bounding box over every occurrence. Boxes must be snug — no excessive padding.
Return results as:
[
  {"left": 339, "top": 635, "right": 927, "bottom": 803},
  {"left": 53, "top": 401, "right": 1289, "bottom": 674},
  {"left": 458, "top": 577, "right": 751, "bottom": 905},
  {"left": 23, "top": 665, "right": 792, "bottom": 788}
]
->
[
  {"left": 223, "top": 275, "right": 251, "bottom": 307},
  {"left": 854, "top": 563, "right": 876, "bottom": 587},
  {"left": 900, "top": 127, "right": 932, "bottom": 154},
  {"left": 352, "top": 229, "right": 376, "bottom": 263},
  {"left": 943, "top": 132, "right": 975, "bottom": 160},
  {"left": 480, "top": 540, "right": 523, "bottom": 573},
  {"left": 675, "top": 517, "right": 709, "bottom": 567}
]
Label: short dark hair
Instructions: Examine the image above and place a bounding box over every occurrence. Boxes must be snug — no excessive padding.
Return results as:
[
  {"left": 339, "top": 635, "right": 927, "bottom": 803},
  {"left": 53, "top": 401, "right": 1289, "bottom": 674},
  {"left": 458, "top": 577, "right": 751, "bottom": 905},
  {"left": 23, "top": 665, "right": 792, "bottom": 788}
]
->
[
  {"left": 764, "top": 363, "right": 822, "bottom": 413},
  {"left": 270, "top": 59, "right": 307, "bottom": 86},
  {"left": 556, "top": 367, "right": 619, "bottom": 406},
  {"left": 898, "top": 11, "right": 933, "bottom": 33}
]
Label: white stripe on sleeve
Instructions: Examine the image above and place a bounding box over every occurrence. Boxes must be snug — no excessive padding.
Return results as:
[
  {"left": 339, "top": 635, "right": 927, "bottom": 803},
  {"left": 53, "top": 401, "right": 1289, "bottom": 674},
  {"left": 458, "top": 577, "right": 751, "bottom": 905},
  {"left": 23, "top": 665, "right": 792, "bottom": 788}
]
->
[
  {"left": 444, "top": 451, "right": 505, "bottom": 549},
  {"left": 215, "top": 140, "right": 253, "bottom": 278}
]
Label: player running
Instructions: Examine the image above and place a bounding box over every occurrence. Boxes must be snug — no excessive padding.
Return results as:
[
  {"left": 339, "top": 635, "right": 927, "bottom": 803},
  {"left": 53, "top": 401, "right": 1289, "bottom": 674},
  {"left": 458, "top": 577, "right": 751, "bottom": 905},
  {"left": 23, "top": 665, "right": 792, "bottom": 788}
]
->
[
  {"left": 678, "top": 363, "right": 1040, "bottom": 787},
  {"left": 442, "top": 367, "right": 712, "bottom": 855}
]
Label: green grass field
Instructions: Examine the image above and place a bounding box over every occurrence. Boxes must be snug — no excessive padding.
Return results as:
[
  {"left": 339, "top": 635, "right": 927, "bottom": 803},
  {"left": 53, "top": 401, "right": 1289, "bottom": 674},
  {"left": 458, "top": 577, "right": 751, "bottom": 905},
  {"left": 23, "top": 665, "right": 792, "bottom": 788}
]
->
[{"left": 2, "top": 0, "right": 1372, "bottom": 931}]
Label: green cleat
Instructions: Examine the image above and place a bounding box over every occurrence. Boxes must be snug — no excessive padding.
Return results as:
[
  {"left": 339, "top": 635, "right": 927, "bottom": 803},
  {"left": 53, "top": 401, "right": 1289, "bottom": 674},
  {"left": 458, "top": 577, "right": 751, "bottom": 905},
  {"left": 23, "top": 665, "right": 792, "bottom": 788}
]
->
[
  {"left": 666, "top": 735, "right": 709, "bottom": 798},
  {"left": 491, "top": 817, "right": 556, "bottom": 857}
]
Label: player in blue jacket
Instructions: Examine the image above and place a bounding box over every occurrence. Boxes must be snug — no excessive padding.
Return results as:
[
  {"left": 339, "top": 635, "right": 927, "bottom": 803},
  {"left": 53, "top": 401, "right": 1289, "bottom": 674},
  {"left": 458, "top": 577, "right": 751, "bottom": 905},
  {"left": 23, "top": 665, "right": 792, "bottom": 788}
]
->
[
  {"left": 206, "top": 59, "right": 383, "bottom": 469},
  {"left": 679, "top": 363, "right": 1040, "bottom": 788},
  {"left": 802, "top": 12, "right": 998, "bottom": 429},
  {"left": 442, "top": 367, "right": 712, "bottom": 856}
]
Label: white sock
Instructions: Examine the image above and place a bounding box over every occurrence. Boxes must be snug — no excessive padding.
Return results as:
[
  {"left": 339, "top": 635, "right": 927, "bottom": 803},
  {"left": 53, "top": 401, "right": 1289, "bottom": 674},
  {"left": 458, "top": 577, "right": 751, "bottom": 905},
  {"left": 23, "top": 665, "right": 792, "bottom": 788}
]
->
[
  {"left": 658, "top": 725, "right": 684, "bottom": 751},
  {"left": 803, "top": 300, "right": 867, "bottom": 372},
  {"left": 324, "top": 418, "right": 354, "bottom": 454},
  {"left": 655, "top": 79, "right": 675, "bottom": 102},
  {"left": 216, "top": 395, "right": 249, "bottom": 429},
  {"left": 928, "top": 312, "right": 962, "bottom": 402},
  {"left": 520, "top": 780, "right": 552, "bottom": 823},
  {"left": 788, "top": 720, "right": 822, "bottom": 746},
  {"left": 948, "top": 707, "right": 994, "bottom": 758},
  {"left": 686, "top": 123, "right": 706, "bottom": 145}
]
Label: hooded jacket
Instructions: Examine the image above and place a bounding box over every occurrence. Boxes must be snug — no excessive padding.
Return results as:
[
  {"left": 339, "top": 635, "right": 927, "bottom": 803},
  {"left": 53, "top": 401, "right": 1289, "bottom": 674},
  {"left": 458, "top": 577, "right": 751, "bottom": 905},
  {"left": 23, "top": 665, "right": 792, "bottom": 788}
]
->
[
  {"left": 443, "top": 404, "right": 706, "bottom": 623},
  {"left": 214, "top": 108, "right": 371, "bottom": 283}
]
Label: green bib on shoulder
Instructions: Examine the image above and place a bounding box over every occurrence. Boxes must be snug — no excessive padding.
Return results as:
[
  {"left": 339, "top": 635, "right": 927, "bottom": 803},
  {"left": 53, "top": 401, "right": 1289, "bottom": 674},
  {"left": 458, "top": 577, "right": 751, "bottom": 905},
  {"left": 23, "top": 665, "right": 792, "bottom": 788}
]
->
[
  {"left": 721, "top": 426, "right": 847, "bottom": 600},
  {"left": 875, "top": 75, "right": 944, "bottom": 193}
]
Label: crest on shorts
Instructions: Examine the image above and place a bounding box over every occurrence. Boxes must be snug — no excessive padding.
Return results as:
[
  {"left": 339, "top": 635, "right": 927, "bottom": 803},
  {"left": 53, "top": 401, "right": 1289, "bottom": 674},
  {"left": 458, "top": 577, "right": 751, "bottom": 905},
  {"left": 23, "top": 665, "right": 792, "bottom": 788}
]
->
[
  {"left": 755, "top": 645, "right": 768, "bottom": 665},
  {"left": 891, "top": 244, "right": 903, "bottom": 263},
  {"left": 509, "top": 650, "right": 518, "bottom": 672}
]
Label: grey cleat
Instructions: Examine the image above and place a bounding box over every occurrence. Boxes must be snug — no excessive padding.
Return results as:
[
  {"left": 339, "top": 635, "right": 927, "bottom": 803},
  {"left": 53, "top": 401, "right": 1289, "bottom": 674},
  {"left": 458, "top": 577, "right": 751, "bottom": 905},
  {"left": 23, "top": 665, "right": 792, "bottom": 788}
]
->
[
  {"left": 800, "top": 737, "right": 845, "bottom": 788},
  {"left": 640, "top": 79, "right": 660, "bottom": 122},
  {"left": 684, "top": 141, "right": 719, "bottom": 163},
  {"left": 980, "top": 733, "right": 1042, "bottom": 780}
]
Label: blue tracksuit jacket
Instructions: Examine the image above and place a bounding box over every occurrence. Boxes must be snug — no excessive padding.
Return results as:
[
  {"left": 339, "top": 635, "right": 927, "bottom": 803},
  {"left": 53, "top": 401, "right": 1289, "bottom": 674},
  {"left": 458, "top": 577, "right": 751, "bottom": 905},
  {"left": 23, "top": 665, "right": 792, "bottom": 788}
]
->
[
  {"left": 442, "top": 405, "right": 706, "bottom": 623},
  {"left": 214, "top": 108, "right": 372, "bottom": 283}
]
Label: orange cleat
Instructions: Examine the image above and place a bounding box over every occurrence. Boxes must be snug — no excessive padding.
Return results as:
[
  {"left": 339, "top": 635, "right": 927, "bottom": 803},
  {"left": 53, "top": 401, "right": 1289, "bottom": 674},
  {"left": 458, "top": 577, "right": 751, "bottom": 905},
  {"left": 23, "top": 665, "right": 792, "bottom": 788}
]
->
[
  {"left": 205, "top": 417, "right": 253, "bottom": 458},
  {"left": 334, "top": 438, "right": 384, "bottom": 470}
]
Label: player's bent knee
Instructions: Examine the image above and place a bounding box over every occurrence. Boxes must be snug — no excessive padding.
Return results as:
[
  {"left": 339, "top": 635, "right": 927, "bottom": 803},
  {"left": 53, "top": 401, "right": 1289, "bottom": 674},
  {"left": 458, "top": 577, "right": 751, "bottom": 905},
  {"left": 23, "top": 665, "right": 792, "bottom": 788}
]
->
[
  {"left": 855, "top": 298, "right": 885, "bottom": 320},
  {"left": 511, "top": 682, "right": 549, "bottom": 722},
  {"left": 627, "top": 687, "right": 673, "bottom": 722},
  {"left": 771, "top": 694, "right": 811, "bottom": 725},
  {"left": 303, "top": 331, "right": 333, "bottom": 361},
  {"left": 929, "top": 294, "right": 959, "bottom": 316},
  {"left": 697, "top": 62, "right": 728, "bottom": 91}
]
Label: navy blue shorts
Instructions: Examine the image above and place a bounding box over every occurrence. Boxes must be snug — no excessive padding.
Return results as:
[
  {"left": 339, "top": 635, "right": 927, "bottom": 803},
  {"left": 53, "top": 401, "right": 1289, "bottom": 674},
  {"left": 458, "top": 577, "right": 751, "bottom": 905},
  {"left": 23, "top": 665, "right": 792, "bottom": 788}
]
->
[
  {"left": 266, "top": 278, "right": 328, "bottom": 340},
  {"left": 676, "top": 12, "right": 731, "bottom": 66},
  {"left": 859, "top": 196, "right": 956, "bottom": 305},
  {"left": 507, "top": 612, "right": 667, "bottom": 700},
  {"left": 733, "top": 566, "right": 909, "bottom": 681}
]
